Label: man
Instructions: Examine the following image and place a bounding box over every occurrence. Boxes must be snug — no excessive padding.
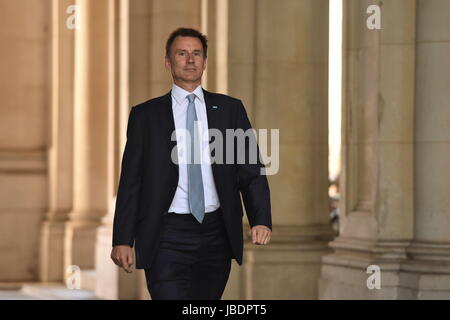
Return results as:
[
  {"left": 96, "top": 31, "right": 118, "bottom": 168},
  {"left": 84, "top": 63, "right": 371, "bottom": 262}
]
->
[{"left": 111, "top": 27, "right": 272, "bottom": 300}]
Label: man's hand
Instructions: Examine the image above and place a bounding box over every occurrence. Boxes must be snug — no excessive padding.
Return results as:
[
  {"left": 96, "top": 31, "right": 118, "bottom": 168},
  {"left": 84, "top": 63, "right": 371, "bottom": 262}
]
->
[
  {"left": 250, "top": 225, "right": 272, "bottom": 245},
  {"left": 111, "top": 245, "right": 133, "bottom": 273}
]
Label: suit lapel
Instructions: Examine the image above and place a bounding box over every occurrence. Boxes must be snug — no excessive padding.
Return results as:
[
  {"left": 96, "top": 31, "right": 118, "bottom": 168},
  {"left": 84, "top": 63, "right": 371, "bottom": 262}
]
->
[
  {"left": 203, "top": 89, "right": 222, "bottom": 133},
  {"left": 157, "top": 91, "right": 178, "bottom": 176},
  {"left": 202, "top": 89, "right": 224, "bottom": 190}
]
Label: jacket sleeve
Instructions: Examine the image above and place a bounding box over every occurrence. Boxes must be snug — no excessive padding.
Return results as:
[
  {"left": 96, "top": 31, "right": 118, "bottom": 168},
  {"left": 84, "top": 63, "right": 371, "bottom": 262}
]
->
[
  {"left": 235, "top": 100, "right": 272, "bottom": 231},
  {"left": 112, "top": 106, "right": 144, "bottom": 247}
]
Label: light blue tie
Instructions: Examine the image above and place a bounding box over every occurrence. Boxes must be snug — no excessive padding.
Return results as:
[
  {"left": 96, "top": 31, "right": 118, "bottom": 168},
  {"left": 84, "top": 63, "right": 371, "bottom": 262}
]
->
[{"left": 186, "top": 94, "right": 205, "bottom": 223}]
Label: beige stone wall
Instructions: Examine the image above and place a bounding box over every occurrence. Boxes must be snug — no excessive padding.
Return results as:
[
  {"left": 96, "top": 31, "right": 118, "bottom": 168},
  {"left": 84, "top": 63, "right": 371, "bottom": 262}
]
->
[{"left": 0, "top": 0, "right": 51, "bottom": 281}]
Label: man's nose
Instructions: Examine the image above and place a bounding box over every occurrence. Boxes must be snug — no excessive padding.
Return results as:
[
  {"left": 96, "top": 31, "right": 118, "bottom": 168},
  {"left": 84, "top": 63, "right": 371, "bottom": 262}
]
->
[{"left": 186, "top": 53, "right": 194, "bottom": 63}]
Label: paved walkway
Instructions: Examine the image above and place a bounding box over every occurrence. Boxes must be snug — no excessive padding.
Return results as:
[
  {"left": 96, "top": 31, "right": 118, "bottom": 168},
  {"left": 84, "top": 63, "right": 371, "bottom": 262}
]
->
[
  {"left": 0, "top": 283, "right": 101, "bottom": 300},
  {"left": 0, "top": 290, "right": 43, "bottom": 300}
]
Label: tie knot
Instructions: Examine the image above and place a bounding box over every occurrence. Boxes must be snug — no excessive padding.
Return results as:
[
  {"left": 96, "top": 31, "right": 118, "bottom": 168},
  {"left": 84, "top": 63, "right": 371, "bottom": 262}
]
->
[{"left": 187, "top": 94, "right": 196, "bottom": 103}]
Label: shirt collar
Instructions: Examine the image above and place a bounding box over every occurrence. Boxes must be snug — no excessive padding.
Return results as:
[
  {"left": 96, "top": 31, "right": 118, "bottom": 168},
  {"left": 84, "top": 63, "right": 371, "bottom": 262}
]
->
[{"left": 171, "top": 83, "right": 205, "bottom": 105}]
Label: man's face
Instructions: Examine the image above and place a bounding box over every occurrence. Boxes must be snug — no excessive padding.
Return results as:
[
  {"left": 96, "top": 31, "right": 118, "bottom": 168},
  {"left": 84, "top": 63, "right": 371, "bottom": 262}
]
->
[{"left": 165, "top": 36, "right": 206, "bottom": 86}]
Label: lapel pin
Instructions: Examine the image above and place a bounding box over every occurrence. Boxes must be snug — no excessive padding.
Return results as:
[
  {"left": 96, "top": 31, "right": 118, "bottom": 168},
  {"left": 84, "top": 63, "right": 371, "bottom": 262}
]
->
[{"left": 212, "top": 105, "right": 219, "bottom": 109}]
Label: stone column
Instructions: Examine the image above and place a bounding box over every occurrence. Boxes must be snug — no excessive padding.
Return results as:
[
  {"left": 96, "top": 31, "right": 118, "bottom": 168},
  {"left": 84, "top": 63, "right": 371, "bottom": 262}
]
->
[
  {"left": 250, "top": 0, "right": 332, "bottom": 300},
  {"left": 39, "top": 0, "right": 75, "bottom": 282},
  {"left": 207, "top": 0, "right": 333, "bottom": 299},
  {"left": 201, "top": 0, "right": 229, "bottom": 94},
  {"left": 64, "top": 0, "right": 113, "bottom": 275},
  {"left": 147, "top": 0, "right": 202, "bottom": 97},
  {"left": 404, "top": 0, "right": 450, "bottom": 299},
  {"left": 319, "top": 0, "right": 417, "bottom": 299},
  {"left": 128, "top": 0, "right": 203, "bottom": 104},
  {"left": 94, "top": 0, "right": 144, "bottom": 300}
]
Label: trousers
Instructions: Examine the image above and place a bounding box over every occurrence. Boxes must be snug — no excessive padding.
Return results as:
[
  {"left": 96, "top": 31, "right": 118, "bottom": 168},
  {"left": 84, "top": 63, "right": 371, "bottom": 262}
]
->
[{"left": 144, "top": 207, "right": 233, "bottom": 300}]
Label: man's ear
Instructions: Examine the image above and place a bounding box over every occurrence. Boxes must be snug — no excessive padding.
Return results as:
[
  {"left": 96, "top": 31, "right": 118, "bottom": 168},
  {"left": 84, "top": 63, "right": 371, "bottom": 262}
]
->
[
  {"left": 202, "top": 58, "right": 207, "bottom": 70},
  {"left": 164, "top": 55, "right": 171, "bottom": 70}
]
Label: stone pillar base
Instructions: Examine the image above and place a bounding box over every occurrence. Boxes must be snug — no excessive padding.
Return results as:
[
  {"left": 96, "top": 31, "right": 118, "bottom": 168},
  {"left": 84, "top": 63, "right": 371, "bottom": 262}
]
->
[
  {"left": 319, "top": 238, "right": 450, "bottom": 299},
  {"left": 94, "top": 224, "right": 143, "bottom": 300},
  {"left": 64, "top": 218, "right": 102, "bottom": 271},
  {"left": 224, "top": 224, "right": 334, "bottom": 299},
  {"left": 39, "top": 220, "right": 66, "bottom": 282},
  {"left": 402, "top": 242, "right": 450, "bottom": 299}
]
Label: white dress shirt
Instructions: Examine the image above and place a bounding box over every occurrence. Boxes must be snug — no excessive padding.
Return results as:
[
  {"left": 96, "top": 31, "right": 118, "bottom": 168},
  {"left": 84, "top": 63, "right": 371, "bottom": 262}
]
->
[{"left": 168, "top": 83, "right": 221, "bottom": 214}]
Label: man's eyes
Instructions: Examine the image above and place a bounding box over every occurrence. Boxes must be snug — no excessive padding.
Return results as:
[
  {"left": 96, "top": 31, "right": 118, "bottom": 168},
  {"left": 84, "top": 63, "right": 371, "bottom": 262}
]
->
[{"left": 177, "top": 51, "right": 201, "bottom": 56}]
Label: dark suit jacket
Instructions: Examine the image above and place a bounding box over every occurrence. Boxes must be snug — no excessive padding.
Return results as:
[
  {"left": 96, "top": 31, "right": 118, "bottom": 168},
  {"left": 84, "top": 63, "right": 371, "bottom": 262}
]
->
[{"left": 112, "top": 89, "right": 272, "bottom": 269}]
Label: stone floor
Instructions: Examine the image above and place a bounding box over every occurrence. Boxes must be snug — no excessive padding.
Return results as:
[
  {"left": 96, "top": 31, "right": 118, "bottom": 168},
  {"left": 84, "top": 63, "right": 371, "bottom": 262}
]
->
[
  {"left": 0, "top": 290, "right": 43, "bottom": 300},
  {"left": 0, "top": 283, "right": 101, "bottom": 300}
]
